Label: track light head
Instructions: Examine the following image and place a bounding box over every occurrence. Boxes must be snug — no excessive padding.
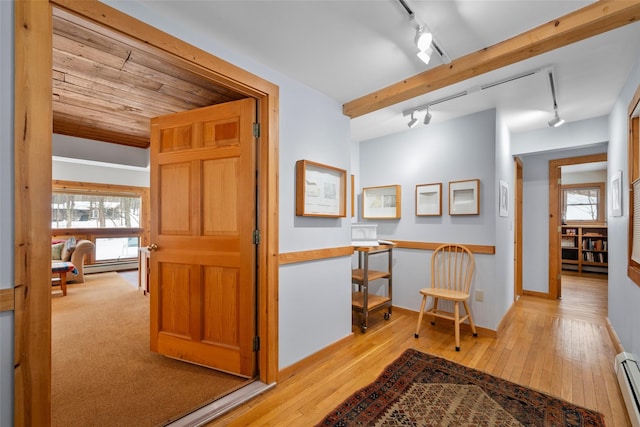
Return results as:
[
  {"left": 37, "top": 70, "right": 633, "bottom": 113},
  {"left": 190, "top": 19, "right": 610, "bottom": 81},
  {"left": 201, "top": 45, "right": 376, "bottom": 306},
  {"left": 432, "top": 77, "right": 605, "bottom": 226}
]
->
[
  {"left": 548, "top": 108, "right": 565, "bottom": 127},
  {"left": 423, "top": 109, "right": 432, "bottom": 125},
  {"left": 415, "top": 26, "right": 432, "bottom": 51},
  {"left": 417, "top": 46, "right": 433, "bottom": 65},
  {"left": 407, "top": 111, "right": 418, "bottom": 128},
  {"left": 414, "top": 26, "right": 433, "bottom": 65}
]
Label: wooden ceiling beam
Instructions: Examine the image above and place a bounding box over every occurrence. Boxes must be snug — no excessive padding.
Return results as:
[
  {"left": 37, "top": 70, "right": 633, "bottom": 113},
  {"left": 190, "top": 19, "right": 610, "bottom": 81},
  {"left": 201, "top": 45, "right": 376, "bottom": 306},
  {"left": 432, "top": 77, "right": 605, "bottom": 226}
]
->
[{"left": 343, "top": 0, "right": 640, "bottom": 118}]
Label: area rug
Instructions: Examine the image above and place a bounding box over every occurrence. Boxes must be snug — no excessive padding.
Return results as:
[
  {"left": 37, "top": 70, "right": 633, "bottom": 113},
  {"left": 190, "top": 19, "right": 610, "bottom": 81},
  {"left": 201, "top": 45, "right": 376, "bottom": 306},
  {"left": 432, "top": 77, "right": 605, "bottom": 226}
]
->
[{"left": 316, "top": 348, "right": 605, "bottom": 426}]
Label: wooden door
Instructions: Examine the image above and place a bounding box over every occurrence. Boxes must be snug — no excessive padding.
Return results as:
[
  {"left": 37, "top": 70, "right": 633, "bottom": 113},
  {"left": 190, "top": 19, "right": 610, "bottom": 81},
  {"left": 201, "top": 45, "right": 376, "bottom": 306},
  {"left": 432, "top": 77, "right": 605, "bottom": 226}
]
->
[{"left": 149, "top": 98, "right": 257, "bottom": 377}]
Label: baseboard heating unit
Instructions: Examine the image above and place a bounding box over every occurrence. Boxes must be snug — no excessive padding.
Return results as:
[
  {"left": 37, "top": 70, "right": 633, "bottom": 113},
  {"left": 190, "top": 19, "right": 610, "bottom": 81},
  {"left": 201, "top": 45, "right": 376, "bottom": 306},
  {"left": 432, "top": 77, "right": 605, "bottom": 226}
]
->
[{"left": 615, "top": 352, "right": 640, "bottom": 427}]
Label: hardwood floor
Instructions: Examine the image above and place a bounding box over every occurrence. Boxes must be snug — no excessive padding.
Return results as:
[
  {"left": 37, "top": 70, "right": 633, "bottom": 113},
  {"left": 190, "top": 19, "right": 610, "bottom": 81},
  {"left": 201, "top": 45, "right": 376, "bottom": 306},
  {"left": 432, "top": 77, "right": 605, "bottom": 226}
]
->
[{"left": 212, "top": 274, "right": 630, "bottom": 426}]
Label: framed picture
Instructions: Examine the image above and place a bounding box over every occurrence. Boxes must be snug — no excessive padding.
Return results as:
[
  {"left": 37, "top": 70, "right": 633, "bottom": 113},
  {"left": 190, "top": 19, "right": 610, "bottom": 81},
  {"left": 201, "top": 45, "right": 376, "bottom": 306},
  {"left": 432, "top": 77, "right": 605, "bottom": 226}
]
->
[
  {"left": 362, "top": 185, "right": 401, "bottom": 219},
  {"left": 449, "top": 179, "right": 480, "bottom": 215},
  {"left": 499, "top": 180, "right": 509, "bottom": 217},
  {"left": 415, "top": 183, "right": 442, "bottom": 216},
  {"left": 611, "top": 170, "right": 622, "bottom": 217},
  {"left": 295, "top": 160, "right": 347, "bottom": 217}
]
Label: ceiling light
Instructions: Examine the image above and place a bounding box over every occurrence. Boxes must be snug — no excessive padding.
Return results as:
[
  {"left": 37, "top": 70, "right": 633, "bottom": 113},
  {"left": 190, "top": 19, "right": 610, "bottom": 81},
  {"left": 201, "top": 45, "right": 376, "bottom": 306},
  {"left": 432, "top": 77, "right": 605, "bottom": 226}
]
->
[
  {"left": 415, "top": 26, "right": 432, "bottom": 51},
  {"left": 423, "top": 108, "right": 432, "bottom": 125},
  {"left": 407, "top": 111, "right": 418, "bottom": 128},
  {"left": 547, "top": 69, "right": 564, "bottom": 128},
  {"left": 416, "top": 46, "right": 433, "bottom": 65},
  {"left": 548, "top": 108, "right": 565, "bottom": 127}
]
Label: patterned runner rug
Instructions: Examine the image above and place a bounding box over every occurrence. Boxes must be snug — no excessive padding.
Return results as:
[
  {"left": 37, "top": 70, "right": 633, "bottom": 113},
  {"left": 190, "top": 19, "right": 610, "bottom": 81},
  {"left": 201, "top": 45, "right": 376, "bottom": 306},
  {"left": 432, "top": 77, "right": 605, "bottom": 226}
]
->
[{"left": 316, "top": 348, "right": 606, "bottom": 426}]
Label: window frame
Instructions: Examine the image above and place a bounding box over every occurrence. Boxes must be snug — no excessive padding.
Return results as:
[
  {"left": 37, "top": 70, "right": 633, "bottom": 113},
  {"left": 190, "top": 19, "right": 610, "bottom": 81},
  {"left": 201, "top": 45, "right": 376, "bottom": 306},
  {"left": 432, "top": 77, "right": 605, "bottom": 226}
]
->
[
  {"left": 52, "top": 180, "right": 150, "bottom": 265},
  {"left": 627, "top": 84, "right": 640, "bottom": 287},
  {"left": 561, "top": 182, "right": 605, "bottom": 225}
]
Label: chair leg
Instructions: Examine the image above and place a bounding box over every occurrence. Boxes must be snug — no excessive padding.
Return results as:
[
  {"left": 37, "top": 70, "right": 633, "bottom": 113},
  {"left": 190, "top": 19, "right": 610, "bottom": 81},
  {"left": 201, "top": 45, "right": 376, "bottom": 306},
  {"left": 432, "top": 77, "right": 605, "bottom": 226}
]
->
[
  {"left": 463, "top": 300, "right": 478, "bottom": 337},
  {"left": 415, "top": 295, "right": 427, "bottom": 338},
  {"left": 454, "top": 301, "right": 460, "bottom": 351},
  {"left": 430, "top": 298, "right": 439, "bottom": 325}
]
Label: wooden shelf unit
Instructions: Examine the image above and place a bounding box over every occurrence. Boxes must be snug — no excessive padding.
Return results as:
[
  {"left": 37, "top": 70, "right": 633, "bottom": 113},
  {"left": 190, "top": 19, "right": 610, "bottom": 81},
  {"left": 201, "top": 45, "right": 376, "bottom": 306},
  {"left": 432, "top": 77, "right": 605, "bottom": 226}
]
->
[
  {"left": 561, "top": 225, "right": 608, "bottom": 275},
  {"left": 352, "top": 244, "right": 393, "bottom": 332}
]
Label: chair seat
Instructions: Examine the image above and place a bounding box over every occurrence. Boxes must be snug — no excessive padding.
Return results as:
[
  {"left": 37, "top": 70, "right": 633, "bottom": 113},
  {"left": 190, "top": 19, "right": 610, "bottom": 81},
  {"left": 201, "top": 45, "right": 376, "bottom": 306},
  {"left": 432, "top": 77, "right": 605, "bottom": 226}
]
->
[{"left": 419, "top": 287, "right": 469, "bottom": 301}]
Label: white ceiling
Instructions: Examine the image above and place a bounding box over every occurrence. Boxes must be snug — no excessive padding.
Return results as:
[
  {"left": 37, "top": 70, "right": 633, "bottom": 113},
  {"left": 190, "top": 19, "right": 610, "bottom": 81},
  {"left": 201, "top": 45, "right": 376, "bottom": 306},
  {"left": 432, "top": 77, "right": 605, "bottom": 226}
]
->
[{"left": 137, "top": 0, "right": 640, "bottom": 142}]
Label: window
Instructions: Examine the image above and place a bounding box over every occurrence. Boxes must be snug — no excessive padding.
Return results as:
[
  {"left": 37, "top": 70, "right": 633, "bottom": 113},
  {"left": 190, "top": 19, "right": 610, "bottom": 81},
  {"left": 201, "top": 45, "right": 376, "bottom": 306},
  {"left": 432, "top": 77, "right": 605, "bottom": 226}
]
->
[
  {"left": 52, "top": 192, "right": 141, "bottom": 229},
  {"left": 95, "top": 237, "right": 140, "bottom": 261},
  {"left": 52, "top": 180, "right": 149, "bottom": 264},
  {"left": 561, "top": 183, "right": 604, "bottom": 223}
]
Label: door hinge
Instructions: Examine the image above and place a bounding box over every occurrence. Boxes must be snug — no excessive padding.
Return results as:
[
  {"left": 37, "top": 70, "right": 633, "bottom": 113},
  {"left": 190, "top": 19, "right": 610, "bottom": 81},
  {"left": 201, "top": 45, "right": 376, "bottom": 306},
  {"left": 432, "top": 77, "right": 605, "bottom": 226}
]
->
[
  {"left": 253, "top": 123, "right": 261, "bottom": 138},
  {"left": 558, "top": 226, "right": 562, "bottom": 233},
  {"left": 253, "top": 336, "right": 260, "bottom": 352},
  {"left": 253, "top": 229, "right": 261, "bottom": 245}
]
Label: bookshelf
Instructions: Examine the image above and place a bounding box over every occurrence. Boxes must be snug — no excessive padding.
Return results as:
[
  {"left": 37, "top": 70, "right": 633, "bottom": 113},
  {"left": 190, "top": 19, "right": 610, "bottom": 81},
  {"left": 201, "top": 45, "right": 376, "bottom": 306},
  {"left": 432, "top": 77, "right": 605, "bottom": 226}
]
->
[{"left": 561, "top": 225, "right": 608, "bottom": 275}]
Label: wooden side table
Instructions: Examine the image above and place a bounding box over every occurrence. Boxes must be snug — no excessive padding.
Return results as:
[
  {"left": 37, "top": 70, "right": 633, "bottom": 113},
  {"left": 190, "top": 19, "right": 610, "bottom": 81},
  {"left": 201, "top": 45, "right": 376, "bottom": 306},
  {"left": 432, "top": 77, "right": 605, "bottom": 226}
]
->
[{"left": 51, "top": 261, "right": 78, "bottom": 296}]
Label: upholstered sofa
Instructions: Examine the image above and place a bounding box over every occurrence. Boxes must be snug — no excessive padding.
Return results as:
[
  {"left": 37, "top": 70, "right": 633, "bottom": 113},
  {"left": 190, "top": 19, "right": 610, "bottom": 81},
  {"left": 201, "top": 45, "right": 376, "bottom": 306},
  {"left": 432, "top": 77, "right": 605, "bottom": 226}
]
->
[{"left": 51, "top": 238, "right": 95, "bottom": 283}]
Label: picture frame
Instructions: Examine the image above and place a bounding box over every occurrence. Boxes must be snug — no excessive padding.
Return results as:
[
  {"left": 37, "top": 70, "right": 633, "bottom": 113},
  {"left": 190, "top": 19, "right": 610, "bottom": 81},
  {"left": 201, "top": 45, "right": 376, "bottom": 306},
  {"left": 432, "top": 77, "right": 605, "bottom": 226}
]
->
[
  {"left": 611, "top": 169, "right": 622, "bottom": 217},
  {"left": 295, "top": 159, "right": 347, "bottom": 217},
  {"left": 499, "top": 180, "right": 509, "bottom": 217},
  {"left": 362, "top": 185, "right": 401, "bottom": 219},
  {"left": 449, "top": 179, "right": 480, "bottom": 215},
  {"left": 415, "top": 183, "right": 442, "bottom": 216}
]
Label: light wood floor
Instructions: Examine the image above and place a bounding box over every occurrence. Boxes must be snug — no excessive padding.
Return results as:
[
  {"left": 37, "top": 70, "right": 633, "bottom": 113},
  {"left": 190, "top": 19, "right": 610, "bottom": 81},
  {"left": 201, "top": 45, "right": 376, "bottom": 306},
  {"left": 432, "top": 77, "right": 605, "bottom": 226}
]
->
[{"left": 212, "top": 274, "right": 630, "bottom": 426}]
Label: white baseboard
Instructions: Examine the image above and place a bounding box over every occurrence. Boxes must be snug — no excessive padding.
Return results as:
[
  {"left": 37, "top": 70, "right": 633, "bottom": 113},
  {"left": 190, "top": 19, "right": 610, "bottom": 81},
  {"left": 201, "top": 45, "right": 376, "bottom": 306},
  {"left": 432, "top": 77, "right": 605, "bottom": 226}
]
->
[{"left": 85, "top": 262, "right": 138, "bottom": 274}]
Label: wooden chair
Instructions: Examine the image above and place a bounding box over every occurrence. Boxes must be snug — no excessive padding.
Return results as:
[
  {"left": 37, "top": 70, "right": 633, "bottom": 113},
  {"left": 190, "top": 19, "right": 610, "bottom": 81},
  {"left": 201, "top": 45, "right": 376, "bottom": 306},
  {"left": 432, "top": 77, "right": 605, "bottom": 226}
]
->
[{"left": 414, "top": 243, "right": 477, "bottom": 351}]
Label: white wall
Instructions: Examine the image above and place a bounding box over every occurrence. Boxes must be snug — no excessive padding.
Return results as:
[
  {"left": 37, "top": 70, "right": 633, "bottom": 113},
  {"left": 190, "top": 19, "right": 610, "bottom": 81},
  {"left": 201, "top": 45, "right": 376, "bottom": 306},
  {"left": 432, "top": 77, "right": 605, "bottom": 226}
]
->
[
  {"left": 53, "top": 133, "right": 149, "bottom": 168},
  {"left": 357, "top": 109, "right": 504, "bottom": 329},
  {"left": 0, "top": 1, "right": 13, "bottom": 425},
  {"left": 608, "top": 53, "right": 640, "bottom": 356},
  {"left": 494, "top": 110, "right": 516, "bottom": 322},
  {"left": 512, "top": 115, "right": 609, "bottom": 156},
  {"left": 53, "top": 156, "right": 150, "bottom": 187}
]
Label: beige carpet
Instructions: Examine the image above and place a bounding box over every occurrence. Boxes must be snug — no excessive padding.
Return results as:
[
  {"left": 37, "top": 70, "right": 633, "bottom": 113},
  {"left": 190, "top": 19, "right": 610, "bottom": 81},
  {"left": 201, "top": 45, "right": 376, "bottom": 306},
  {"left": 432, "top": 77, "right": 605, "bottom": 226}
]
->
[{"left": 52, "top": 272, "right": 250, "bottom": 427}]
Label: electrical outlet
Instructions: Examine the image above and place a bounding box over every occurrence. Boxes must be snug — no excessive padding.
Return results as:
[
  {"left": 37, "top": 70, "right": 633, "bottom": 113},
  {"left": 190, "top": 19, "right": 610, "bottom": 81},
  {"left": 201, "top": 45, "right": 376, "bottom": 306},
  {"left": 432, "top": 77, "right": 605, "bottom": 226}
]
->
[{"left": 475, "top": 290, "right": 484, "bottom": 302}]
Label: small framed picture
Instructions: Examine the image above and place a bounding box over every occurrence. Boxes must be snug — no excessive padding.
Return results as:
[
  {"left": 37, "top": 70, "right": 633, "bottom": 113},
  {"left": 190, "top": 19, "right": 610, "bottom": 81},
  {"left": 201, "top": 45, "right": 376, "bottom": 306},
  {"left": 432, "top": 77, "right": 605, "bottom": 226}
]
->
[
  {"left": 295, "top": 160, "right": 347, "bottom": 217},
  {"left": 499, "top": 180, "right": 509, "bottom": 217},
  {"left": 362, "top": 185, "right": 401, "bottom": 219},
  {"left": 415, "top": 183, "right": 442, "bottom": 216},
  {"left": 611, "top": 170, "right": 622, "bottom": 217},
  {"left": 449, "top": 179, "right": 480, "bottom": 215}
]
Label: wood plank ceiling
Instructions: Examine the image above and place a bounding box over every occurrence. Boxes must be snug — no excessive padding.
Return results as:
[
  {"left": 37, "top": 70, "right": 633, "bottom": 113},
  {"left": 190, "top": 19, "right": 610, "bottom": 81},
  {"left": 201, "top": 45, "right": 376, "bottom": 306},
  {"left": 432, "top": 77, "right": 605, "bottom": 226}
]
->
[{"left": 52, "top": 8, "right": 245, "bottom": 149}]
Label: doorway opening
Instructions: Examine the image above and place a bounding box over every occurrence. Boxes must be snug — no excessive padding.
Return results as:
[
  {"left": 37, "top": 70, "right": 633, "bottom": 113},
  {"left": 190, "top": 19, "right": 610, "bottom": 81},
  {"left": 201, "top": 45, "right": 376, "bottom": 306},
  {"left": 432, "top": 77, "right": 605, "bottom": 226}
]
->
[
  {"left": 549, "top": 153, "right": 608, "bottom": 300},
  {"left": 15, "top": 1, "right": 279, "bottom": 424}
]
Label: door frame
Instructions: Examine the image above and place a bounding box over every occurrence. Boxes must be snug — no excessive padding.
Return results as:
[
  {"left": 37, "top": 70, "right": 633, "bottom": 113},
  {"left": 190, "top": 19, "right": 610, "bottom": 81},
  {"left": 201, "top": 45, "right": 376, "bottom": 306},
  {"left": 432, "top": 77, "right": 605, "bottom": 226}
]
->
[
  {"left": 548, "top": 153, "right": 607, "bottom": 299},
  {"left": 14, "top": 1, "right": 279, "bottom": 424},
  {"left": 514, "top": 157, "right": 523, "bottom": 299}
]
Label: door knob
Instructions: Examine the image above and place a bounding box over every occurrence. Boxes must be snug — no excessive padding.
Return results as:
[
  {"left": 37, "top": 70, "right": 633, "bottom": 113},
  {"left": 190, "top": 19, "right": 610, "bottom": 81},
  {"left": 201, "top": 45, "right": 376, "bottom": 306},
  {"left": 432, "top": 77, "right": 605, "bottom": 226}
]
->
[{"left": 147, "top": 243, "right": 158, "bottom": 251}]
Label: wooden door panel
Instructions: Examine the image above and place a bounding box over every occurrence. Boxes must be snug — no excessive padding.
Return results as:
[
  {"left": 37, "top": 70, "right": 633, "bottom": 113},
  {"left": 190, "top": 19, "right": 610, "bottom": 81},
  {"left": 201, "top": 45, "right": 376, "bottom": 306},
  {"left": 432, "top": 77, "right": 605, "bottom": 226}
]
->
[
  {"left": 150, "top": 98, "right": 256, "bottom": 377},
  {"left": 203, "top": 118, "right": 240, "bottom": 148},
  {"left": 159, "top": 162, "right": 192, "bottom": 235},
  {"left": 160, "top": 124, "right": 193, "bottom": 152},
  {"left": 202, "top": 266, "right": 240, "bottom": 346},
  {"left": 202, "top": 158, "right": 238, "bottom": 234},
  {"left": 157, "top": 262, "right": 193, "bottom": 338}
]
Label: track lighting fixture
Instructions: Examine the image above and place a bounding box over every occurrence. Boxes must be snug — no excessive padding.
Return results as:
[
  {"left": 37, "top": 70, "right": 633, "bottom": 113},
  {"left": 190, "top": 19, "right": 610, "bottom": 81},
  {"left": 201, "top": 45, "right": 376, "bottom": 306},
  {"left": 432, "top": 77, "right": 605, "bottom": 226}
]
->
[
  {"left": 397, "top": 0, "right": 451, "bottom": 65},
  {"left": 548, "top": 108, "right": 565, "bottom": 127},
  {"left": 407, "top": 110, "right": 418, "bottom": 128},
  {"left": 415, "top": 26, "right": 433, "bottom": 65},
  {"left": 402, "top": 66, "right": 563, "bottom": 130},
  {"left": 547, "top": 69, "right": 565, "bottom": 128},
  {"left": 423, "top": 107, "right": 432, "bottom": 125}
]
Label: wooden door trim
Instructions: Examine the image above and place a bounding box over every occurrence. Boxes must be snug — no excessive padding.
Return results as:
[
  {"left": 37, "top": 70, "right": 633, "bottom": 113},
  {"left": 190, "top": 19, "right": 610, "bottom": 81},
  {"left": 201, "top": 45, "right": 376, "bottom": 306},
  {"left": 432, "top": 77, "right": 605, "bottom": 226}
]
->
[
  {"left": 548, "top": 153, "right": 606, "bottom": 299},
  {"left": 15, "top": 1, "right": 279, "bottom": 424},
  {"left": 514, "top": 157, "right": 523, "bottom": 299}
]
